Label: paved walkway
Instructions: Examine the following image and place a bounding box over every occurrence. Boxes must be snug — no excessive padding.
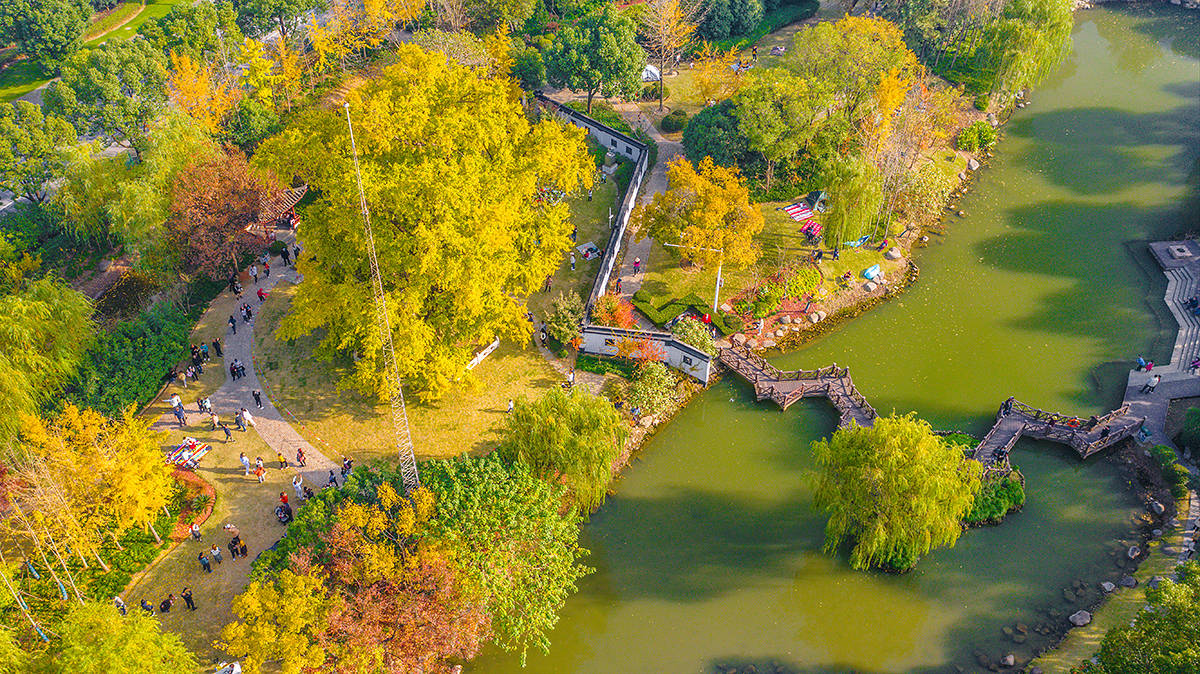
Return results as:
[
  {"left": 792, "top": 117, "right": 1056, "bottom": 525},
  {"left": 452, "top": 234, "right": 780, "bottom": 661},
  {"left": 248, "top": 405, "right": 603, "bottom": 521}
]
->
[
  {"left": 1122, "top": 240, "right": 1200, "bottom": 566},
  {"left": 152, "top": 231, "right": 338, "bottom": 487},
  {"left": 610, "top": 103, "right": 683, "bottom": 306}
]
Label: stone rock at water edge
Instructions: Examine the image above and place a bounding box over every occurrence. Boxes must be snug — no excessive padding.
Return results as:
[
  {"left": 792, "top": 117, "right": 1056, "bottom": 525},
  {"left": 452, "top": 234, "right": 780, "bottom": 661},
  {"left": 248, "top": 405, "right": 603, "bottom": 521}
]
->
[{"left": 1068, "top": 610, "right": 1092, "bottom": 627}]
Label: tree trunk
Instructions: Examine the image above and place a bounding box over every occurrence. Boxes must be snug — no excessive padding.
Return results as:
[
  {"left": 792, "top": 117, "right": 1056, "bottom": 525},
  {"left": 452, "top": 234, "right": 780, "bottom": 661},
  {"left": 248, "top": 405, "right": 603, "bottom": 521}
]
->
[
  {"left": 586, "top": 89, "right": 595, "bottom": 114},
  {"left": 93, "top": 550, "right": 110, "bottom": 573},
  {"left": 148, "top": 522, "right": 162, "bottom": 544},
  {"left": 109, "top": 531, "right": 124, "bottom": 550},
  {"left": 277, "top": 15, "right": 288, "bottom": 41},
  {"left": 659, "top": 57, "right": 666, "bottom": 111}
]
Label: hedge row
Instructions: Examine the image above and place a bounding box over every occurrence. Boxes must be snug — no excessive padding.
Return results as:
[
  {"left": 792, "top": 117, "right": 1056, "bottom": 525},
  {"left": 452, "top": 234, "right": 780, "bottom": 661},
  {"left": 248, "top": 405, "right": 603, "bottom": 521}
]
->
[{"left": 631, "top": 289, "right": 742, "bottom": 335}]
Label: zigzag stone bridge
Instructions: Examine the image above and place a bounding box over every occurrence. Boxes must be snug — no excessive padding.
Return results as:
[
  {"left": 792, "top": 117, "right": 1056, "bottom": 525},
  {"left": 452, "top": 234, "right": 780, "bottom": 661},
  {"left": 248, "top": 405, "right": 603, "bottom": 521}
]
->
[{"left": 717, "top": 344, "right": 1145, "bottom": 470}]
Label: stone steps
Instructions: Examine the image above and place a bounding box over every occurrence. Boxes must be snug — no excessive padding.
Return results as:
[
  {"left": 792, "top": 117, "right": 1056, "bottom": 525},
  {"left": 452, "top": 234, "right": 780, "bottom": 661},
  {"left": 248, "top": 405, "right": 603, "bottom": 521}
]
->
[{"left": 1162, "top": 264, "right": 1200, "bottom": 372}]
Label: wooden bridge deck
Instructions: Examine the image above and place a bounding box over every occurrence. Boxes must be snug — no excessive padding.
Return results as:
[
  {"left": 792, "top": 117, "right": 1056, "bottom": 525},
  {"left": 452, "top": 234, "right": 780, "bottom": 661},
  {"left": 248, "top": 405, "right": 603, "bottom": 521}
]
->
[
  {"left": 972, "top": 398, "right": 1145, "bottom": 467},
  {"left": 717, "top": 345, "right": 878, "bottom": 429},
  {"left": 717, "top": 347, "right": 1145, "bottom": 471}
]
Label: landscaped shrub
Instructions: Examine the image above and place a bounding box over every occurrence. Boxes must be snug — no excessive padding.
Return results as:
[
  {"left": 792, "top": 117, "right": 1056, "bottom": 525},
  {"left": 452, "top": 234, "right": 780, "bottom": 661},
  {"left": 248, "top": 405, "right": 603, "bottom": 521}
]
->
[
  {"left": 1148, "top": 444, "right": 1190, "bottom": 499},
  {"left": 784, "top": 265, "right": 821, "bottom": 299},
  {"left": 964, "top": 469, "right": 1025, "bottom": 525},
  {"left": 512, "top": 45, "right": 545, "bottom": 90},
  {"left": 627, "top": 361, "right": 676, "bottom": 415},
  {"left": 592, "top": 293, "right": 635, "bottom": 328},
  {"left": 955, "top": 120, "right": 997, "bottom": 152},
  {"left": 752, "top": 282, "right": 785, "bottom": 318},
  {"left": 630, "top": 289, "right": 738, "bottom": 335},
  {"left": 68, "top": 302, "right": 192, "bottom": 416},
  {"left": 670, "top": 316, "right": 716, "bottom": 356},
  {"left": 640, "top": 82, "right": 670, "bottom": 102},
  {"left": 660, "top": 109, "right": 688, "bottom": 133},
  {"left": 575, "top": 353, "right": 638, "bottom": 378},
  {"left": 1179, "top": 408, "right": 1200, "bottom": 450},
  {"left": 973, "top": 95, "right": 989, "bottom": 111}
]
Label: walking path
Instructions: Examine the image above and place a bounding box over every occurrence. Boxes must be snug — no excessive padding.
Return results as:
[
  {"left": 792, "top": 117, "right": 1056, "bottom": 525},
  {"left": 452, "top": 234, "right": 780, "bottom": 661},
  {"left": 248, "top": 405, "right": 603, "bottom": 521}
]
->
[
  {"left": 609, "top": 103, "right": 682, "bottom": 305},
  {"left": 151, "top": 232, "right": 338, "bottom": 485}
]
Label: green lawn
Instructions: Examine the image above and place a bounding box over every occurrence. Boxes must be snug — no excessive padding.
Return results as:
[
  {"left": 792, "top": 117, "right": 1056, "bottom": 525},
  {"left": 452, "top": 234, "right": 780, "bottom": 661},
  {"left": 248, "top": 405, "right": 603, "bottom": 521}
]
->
[
  {"left": 82, "top": 1, "right": 145, "bottom": 44},
  {"left": 254, "top": 282, "right": 564, "bottom": 464},
  {"left": 636, "top": 201, "right": 815, "bottom": 311},
  {"left": 84, "top": 0, "right": 190, "bottom": 47},
  {"left": 526, "top": 181, "right": 620, "bottom": 321},
  {"left": 0, "top": 53, "right": 48, "bottom": 103}
]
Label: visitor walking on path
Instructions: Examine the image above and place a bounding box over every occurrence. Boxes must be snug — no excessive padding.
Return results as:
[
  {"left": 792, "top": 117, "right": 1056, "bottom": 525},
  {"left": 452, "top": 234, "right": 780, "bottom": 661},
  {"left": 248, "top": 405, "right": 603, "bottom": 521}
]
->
[
  {"left": 221, "top": 423, "right": 233, "bottom": 442},
  {"left": 210, "top": 544, "right": 222, "bottom": 564},
  {"left": 182, "top": 588, "right": 195, "bottom": 611},
  {"left": 189, "top": 522, "right": 201, "bottom": 541},
  {"left": 1136, "top": 354, "right": 1147, "bottom": 371},
  {"left": 250, "top": 265, "right": 258, "bottom": 284},
  {"left": 1141, "top": 374, "right": 1161, "bottom": 393},
  {"left": 239, "top": 452, "right": 251, "bottom": 474},
  {"left": 253, "top": 390, "right": 263, "bottom": 409},
  {"left": 211, "top": 338, "right": 222, "bottom": 357},
  {"left": 198, "top": 552, "right": 211, "bottom": 573},
  {"left": 114, "top": 596, "right": 126, "bottom": 616},
  {"left": 293, "top": 475, "right": 305, "bottom": 501},
  {"left": 296, "top": 447, "right": 306, "bottom": 467},
  {"left": 228, "top": 316, "right": 237, "bottom": 334}
]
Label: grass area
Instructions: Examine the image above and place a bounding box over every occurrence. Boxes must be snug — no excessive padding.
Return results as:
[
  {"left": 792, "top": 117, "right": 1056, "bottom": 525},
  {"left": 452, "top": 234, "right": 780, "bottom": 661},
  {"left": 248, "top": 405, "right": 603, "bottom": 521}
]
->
[
  {"left": 254, "top": 282, "right": 564, "bottom": 463},
  {"left": 82, "top": 1, "right": 145, "bottom": 44},
  {"left": 123, "top": 278, "right": 297, "bottom": 664},
  {"left": 526, "top": 183, "right": 620, "bottom": 320},
  {"left": 636, "top": 200, "right": 904, "bottom": 315},
  {"left": 83, "top": 0, "right": 189, "bottom": 47},
  {"left": 0, "top": 55, "right": 49, "bottom": 103}
]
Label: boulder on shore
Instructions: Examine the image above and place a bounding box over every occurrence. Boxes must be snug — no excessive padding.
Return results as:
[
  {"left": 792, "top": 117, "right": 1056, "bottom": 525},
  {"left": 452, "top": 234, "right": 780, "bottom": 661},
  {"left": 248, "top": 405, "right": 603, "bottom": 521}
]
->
[
  {"left": 732, "top": 333, "right": 747, "bottom": 345},
  {"left": 780, "top": 315, "right": 792, "bottom": 324},
  {"left": 1120, "top": 575, "right": 1138, "bottom": 588},
  {"left": 1150, "top": 500, "right": 1165, "bottom": 515},
  {"left": 761, "top": 339, "right": 776, "bottom": 348},
  {"left": 1128, "top": 545, "right": 1140, "bottom": 559},
  {"left": 884, "top": 246, "right": 902, "bottom": 260},
  {"left": 1100, "top": 581, "right": 1116, "bottom": 593},
  {"left": 1000, "top": 654, "right": 1015, "bottom": 667},
  {"left": 1068, "top": 610, "right": 1092, "bottom": 627},
  {"left": 968, "top": 158, "right": 981, "bottom": 171}
]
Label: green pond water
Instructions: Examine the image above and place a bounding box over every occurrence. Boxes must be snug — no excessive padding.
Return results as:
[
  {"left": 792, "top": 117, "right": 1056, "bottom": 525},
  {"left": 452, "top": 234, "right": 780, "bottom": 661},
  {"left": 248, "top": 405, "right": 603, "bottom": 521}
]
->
[{"left": 475, "top": 6, "right": 1200, "bottom": 673}]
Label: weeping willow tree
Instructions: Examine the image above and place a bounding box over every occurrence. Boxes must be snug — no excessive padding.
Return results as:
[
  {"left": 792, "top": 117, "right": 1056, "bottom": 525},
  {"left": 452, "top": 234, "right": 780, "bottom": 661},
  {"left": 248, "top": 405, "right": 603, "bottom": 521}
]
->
[
  {"left": 819, "top": 155, "right": 884, "bottom": 247},
  {"left": 812, "top": 414, "right": 983, "bottom": 572},
  {"left": 984, "top": 0, "right": 1073, "bottom": 102}
]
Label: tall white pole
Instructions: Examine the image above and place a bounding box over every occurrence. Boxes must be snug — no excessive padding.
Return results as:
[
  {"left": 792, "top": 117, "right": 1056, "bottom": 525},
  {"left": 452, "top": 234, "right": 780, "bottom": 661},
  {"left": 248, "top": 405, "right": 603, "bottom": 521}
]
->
[{"left": 344, "top": 103, "right": 420, "bottom": 493}]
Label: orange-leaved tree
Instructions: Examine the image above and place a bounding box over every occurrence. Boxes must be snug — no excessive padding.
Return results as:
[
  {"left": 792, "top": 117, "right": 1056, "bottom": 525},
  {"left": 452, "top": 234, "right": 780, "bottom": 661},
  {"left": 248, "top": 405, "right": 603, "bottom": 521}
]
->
[{"left": 167, "top": 148, "right": 280, "bottom": 279}]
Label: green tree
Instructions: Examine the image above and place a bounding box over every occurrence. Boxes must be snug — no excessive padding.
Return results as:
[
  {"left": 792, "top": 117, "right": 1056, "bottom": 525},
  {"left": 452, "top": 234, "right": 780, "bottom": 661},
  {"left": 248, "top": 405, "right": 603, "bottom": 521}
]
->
[
  {"left": 0, "top": 278, "right": 93, "bottom": 447},
  {"left": 43, "top": 40, "right": 170, "bottom": 159},
  {"left": 544, "top": 290, "right": 584, "bottom": 345},
  {"left": 423, "top": 453, "right": 591, "bottom": 660},
  {"left": 235, "top": 0, "right": 328, "bottom": 40},
  {"left": 0, "top": 628, "right": 28, "bottom": 673},
  {"left": 499, "top": 387, "right": 627, "bottom": 514},
  {"left": 681, "top": 98, "right": 752, "bottom": 170},
  {"left": 254, "top": 45, "right": 593, "bottom": 401},
  {"left": 734, "top": 68, "right": 829, "bottom": 188},
  {"left": 0, "top": 101, "right": 76, "bottom": 205},
  {"left": 219, "top": 568, "right": 334, "bottom": 674},
  {"left": 544, "top": 5, "right": 646, "bottom": 113},
  {"left": 55, "top": 113, "right": 217, "bottom": 255},
  {"left": 138, "top": 0, "right": 243, "bottom": 60},
  {"left": 627, "top": 360, "right": 675, "bottom": 415},
  {"left": 223, "top": 98, "right": 281, "bottom": 151},
  {"left": 786, "top": 16, "right": 917, "bottom": 125},
  {"left": 511, "top": 43, "right": 546, "bottom": 90},
  {"left": 51, "top": 602, "right": 197, "bottom": 673},
  {"left": 812, "top": 413, "right": 982, "bottom": 571},
  {"left": 1090, "top": 562, "right": 1200, "bottom": 673},
  {"left": 0, "top": 0, "right": 91, "bottom": 66},
  {"left": 818, "top": 155, "right": 883, "bottom": 246}
]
